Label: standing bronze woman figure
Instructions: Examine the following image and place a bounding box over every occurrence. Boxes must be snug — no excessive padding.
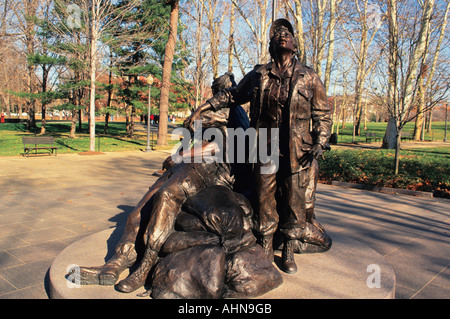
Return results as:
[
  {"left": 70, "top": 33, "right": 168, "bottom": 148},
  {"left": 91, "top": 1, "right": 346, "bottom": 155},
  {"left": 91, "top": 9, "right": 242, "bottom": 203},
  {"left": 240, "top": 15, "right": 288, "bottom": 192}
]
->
[{"left": 185, "top": 18, "right": 333, "bottom": 274}]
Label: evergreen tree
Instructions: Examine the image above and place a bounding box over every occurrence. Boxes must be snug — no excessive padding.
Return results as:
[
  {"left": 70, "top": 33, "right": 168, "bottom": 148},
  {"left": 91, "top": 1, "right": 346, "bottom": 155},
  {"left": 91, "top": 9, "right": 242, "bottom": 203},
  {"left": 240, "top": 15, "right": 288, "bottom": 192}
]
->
[
  {"left": 50, "top": 0, "right": 91, "bottom": 138},
  {"left": 113, "top": 0, "right": 190, "bottom": 137},
  {"left": 27, "top": 11, "right": 66, "bottom": 134}
]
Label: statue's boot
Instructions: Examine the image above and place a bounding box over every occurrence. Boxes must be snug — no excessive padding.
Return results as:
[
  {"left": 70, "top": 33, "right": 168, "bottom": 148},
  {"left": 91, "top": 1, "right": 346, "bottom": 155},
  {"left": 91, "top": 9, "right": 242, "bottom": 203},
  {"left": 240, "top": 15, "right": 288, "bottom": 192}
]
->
[
  {"left": 76, "top": 248, "right": 137, "bottom": 285},
  {"left": 259, "top": 235, "right": 274, "bottom": 262},
  {"left": 280, "top": 239, "right": 297, "bottom": 274},
  {"left": 115, "top": 247, "right": 158, "bottom": 293}
]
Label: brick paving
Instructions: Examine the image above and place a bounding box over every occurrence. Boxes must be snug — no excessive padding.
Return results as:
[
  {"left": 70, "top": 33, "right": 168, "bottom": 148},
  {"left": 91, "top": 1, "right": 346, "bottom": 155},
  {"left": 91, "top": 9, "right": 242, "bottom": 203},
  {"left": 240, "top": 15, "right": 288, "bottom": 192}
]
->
[{"left": 0, "top": 150, "right": 448, "bottom": 299}]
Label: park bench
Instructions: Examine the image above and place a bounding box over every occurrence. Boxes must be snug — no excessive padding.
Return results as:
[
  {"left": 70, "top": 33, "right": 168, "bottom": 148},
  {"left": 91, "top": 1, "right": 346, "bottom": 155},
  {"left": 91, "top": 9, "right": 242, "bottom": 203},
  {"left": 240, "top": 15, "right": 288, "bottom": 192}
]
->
[
  {"left": 365, "top": 132, "right": 380, "bottom": 143},
  {"left": 22, "top": 136, "right": 58, "bottom": 157},
  {"left": 401, "top": 132, "right": 414, "bottom": 141}
]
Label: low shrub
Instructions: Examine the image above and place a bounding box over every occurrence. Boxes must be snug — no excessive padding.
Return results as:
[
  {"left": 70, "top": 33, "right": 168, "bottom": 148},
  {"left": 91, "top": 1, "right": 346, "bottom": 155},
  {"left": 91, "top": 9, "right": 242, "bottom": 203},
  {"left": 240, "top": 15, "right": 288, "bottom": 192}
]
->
[{"left": 318, "top": 147, "right": 450, "bottom": 198}]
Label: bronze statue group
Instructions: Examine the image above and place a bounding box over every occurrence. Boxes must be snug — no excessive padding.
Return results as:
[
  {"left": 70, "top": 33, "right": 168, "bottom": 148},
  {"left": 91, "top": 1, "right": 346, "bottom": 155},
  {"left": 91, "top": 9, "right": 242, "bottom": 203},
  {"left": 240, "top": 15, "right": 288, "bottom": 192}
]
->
[{"left": 69, "top": 19, "right": 333, "bottom": 299}]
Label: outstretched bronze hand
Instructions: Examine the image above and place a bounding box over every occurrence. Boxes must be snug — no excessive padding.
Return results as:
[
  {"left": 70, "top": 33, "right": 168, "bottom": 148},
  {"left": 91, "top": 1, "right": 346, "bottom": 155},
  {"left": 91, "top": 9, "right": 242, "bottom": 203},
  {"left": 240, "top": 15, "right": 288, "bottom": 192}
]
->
[
  {"left": 183, "top": 107, "right": 203, "bottom": 132},
  {"left": 299, "top": 144, "right": 325, "bottom": 167},
  {"left": 183, "top": 102, "right": 215, "bottom": 132}
]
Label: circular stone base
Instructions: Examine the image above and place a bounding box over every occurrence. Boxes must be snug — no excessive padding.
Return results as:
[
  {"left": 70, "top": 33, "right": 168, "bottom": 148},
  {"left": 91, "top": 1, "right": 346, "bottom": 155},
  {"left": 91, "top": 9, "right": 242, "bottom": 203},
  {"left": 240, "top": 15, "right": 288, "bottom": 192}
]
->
[{"left": 48, "top": 227, "right": 395, "bottom": 299}]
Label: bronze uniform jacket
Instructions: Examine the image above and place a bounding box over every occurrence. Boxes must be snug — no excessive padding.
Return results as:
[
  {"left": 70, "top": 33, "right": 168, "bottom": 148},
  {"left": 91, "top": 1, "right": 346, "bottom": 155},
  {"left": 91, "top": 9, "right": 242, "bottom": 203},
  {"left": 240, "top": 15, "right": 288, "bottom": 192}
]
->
[{"left": 206, "top": 59, "right": 333, "bottom": 173}]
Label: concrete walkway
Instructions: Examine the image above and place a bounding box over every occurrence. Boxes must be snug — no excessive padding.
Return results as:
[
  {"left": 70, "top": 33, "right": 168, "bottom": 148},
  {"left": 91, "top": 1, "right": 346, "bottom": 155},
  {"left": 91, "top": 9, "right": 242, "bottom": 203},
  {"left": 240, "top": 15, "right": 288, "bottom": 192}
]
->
[{"left": 0, "top": 150, "right": 448, "bottom": 299}]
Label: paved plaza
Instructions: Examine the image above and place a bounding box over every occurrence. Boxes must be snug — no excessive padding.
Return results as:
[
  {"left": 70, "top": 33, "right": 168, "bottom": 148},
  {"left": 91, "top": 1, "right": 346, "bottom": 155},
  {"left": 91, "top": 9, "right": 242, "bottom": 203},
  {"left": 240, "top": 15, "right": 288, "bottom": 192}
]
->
[{"left": 0, "top": 150, "right": 448, "bottom": 299}]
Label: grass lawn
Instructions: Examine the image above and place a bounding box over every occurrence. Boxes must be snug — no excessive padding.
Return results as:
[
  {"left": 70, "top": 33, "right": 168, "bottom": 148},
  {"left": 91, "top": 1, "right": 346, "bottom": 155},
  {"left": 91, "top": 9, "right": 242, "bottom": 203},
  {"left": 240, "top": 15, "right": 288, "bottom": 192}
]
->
[
  {"left": 332, "top": 121, "right": 447, "bottom": 143},
  {"left": 0, "top": 121, "right": 178, "bottom": 156}
]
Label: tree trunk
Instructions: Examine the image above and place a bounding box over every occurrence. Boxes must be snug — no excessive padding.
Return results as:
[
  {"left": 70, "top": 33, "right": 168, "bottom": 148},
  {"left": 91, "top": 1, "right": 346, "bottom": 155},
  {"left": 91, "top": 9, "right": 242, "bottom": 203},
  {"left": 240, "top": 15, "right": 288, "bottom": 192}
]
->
[
  {"left": 104, "top": 54, "right": 113, "bottom": 135},
  {"left": 157, "top": 0, "right": 179, "bottom": 146},
  {"left": 413, "top": 64, "right": 427, "bottom": 140},
  {"left": 383, "top": 117, "right": 397, "bottom": 149},
  {"left": 89, "top": 4, "right": 98, "bottom": 152},
  {"left": 353, "top": 6, "right": 369, "bottom": 137},
  {"left": 354, "top": 84, "right": 364, "bottom": 136},
  {"left": 413, "top": 1, "right": 449, "bottom": 140},
  {"left": 231, "top": 0, "right": 270, "bottom": 64},
  {"left": 444, "top": 104, "right": 448, "bottom": 142},
  {"left": 313, "top": 0, "right": 326, "bottom": 77},
  {"left": 258, "top": 0, "right": 269, "bottom": 64},
  {"left": 331, "top": 81, "right": 337, "bottom": 134},
  {"left": 26, "top": 72, "right": 36, "bottom": 131},
  {"left": 25, "top": 0, "right": 37, "bottom": 132},
  {"left": 401, "top": 0, "right": 435, "bottom": 118},
  {"left": 207, "top": 1, "right": 223, "bottom": 79},
  {"left": 40, "top": 67, "right": 49, "bottom": 135},
  {"left": 382, "top": 0, "right": 399, "bottom": 149},
  {"left": 227, "top": 4, "right": 235, "bottom": 73},
  {"left": 126, "top": 104, "right": 131, "bottom": 134},
  {"left": 340, "top": 82, "right": 349, "bottom": 129},
  {"left": 233, "top": 43, "right": 246, "bottom": 77},
  {"left": 194, "top": 0, "right": 204, "bottom": 109},
  {"left": 78, "top": 109, "right": 83, "bottom": 132},
  {"left": 394, "top": 129, "right": 401, "bottom": 175},
  {"left": 104, "top": 113, "right": 110, "bottom": 134},
  {"left": 2, "top": 62, "right": 11, "bottom": 117},
  {"left": 287, "top": 0, "right": 306, "bottom": 64},
  {"left": 363, "top": 97, "right": 367, "bottom": 130},
  {"left": 128, "top": 105, "right": 135, "bottom": 138},
  {"left": 40, "top": 107, "right": 46, "bottom": 135},
  {"left": 340, "top": 107, "right": 346, "bottom": 129},
  {"left": 427, "top": 111, "right": 432, "bottom": 133},
  {"left": 70, "top": 109, "right": 77, "bottom": 138},
  {"left": 324, "top": 0, "right": 336, "bottom": 93}
]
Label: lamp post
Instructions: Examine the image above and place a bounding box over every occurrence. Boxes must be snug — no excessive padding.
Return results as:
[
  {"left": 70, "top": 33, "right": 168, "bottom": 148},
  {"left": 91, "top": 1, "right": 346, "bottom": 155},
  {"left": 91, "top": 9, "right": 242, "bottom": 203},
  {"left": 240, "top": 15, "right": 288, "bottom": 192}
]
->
[{"left": 145, "top": 75, "right": 154, "bottom": 152}]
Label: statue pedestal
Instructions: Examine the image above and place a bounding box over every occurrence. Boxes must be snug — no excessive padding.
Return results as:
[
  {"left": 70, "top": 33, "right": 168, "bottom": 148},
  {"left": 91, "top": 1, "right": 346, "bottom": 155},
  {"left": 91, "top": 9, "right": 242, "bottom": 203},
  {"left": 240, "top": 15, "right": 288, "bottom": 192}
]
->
[{"left": 48, "top": 227, "right": 395, "bottom": 299}]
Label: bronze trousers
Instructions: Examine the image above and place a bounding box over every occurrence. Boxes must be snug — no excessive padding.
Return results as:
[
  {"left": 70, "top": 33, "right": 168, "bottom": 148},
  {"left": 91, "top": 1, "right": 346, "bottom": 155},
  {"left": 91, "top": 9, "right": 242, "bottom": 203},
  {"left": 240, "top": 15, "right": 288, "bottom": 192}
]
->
[
  {"left": 143, "top": 163, "right": 221, "bottom": 252},
  {"left": 253, "top": 158, "right": 318, "bottom": 240}
]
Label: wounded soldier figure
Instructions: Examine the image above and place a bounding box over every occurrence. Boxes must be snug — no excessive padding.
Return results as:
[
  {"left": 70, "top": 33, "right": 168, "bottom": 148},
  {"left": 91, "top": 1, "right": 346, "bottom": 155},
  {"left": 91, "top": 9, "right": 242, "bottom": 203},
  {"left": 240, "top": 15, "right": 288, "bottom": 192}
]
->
[{"left": 70, "top": 147, "right": 282, "bottom": 298}]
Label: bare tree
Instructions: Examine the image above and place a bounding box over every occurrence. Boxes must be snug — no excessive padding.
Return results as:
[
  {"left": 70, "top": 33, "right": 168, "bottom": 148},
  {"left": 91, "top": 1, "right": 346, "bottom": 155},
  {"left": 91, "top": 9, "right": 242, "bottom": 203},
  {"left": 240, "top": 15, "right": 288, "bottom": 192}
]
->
[
  {"left": 341, "top": 0, "right": 384, "bottom": 137},
  {"left": 380, "top": 0, "right": 441, "bottom": 174},
  {"left": 180, "top": 0, "right": 218, "bottom": 108},
  {"left": 205, "top": 0, "right": 226, "bottom": 79},
  {"left": 413, "top": 0, "right": 450, "bottom": 140},
  {"left": 284, "top": 0, "right": 342, "bottom": 94},
  {"left": 157, "top": 0, "right": 180, "bottom": 146},
  {"left": 231, "top": 0, "right": 271, "bottom": 64},
  {"left": 311, "top": 0, "right": 327, "bottom": 77},
  {"left": 228, "top": 3, "right": 236, "bottom": 73},
  {"left": 284, "top": 0, "right": 307, "bottom": 64},
  {"left": 31, "top": 1, "right": 67, "bottom": 135},
  {"left": 88, "top": 0, "right": 149, "bottom": 151},
  {"left": 323, "top": 0, "right": 339, "bottom": 93},
  {"left": 0, "top": 0, "right": 23, "bottom": 117},
  {"left": 194, "top": 0, "right": 207, "bottom": 108},
  {"left": 9, "top": 0, "right": 40, "bottom": 130},
  {"left": 51, "top": 0, "right": 150, "bottom": 150}
]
